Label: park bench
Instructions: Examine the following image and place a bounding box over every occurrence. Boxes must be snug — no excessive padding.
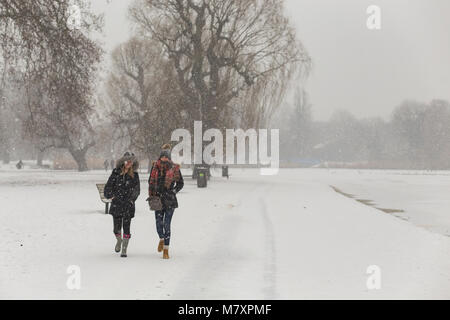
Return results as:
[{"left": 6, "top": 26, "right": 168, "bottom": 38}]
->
[{"left": 96, "top": 183, "right": 112, "bottom": 214}]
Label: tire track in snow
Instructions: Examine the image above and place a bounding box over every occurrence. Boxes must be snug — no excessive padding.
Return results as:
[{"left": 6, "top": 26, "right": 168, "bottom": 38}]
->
[
  {"left": 170, "top": 203, "right": 242, "bottom": 299},
  {"left": 259, "top": 192, "right": 277, "bottom": 299},
  {"left": 170, "top": 180, "right": 277, "bottom": 299}
]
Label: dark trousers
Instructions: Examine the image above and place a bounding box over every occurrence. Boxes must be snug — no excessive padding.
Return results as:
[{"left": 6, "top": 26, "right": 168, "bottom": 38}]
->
[
  {"left": 155, "top": 208, "right": 175, "bottom": 246},
  {"left": 113, "top": 216, "right": 132, "bottom": 237}
]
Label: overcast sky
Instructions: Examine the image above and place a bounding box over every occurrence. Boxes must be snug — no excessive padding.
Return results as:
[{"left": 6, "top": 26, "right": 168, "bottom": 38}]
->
[{"left": 90, "top": 0, "right": 450, "bottom": 121}]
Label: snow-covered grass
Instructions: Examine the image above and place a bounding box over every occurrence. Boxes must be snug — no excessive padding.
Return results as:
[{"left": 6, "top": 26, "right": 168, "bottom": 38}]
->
[
  {"left": 1, "top": 167, "right": 449, "bottom": 299},
  {"left": 320, "top": 168, "right": 450, "bottom": 237}
]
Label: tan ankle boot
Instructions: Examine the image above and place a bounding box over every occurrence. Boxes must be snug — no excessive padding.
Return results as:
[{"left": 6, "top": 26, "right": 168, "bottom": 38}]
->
[
  {"left": 163, "top": 247, "right": 169, "bottom": 259},
  {"left": 158, "top": 240, "right": 164, "bottom": 252}
]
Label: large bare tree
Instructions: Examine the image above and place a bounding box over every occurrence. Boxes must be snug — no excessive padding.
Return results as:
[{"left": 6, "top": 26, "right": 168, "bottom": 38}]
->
[
  {"left": 129, "top": 0, "right": 310, "bottom": 131},
  {"left": 105, "top": 37, "right": 184, "bottom": 165},
  {"left": 0, "top": 0, "right": 103, "bottom": 171}
]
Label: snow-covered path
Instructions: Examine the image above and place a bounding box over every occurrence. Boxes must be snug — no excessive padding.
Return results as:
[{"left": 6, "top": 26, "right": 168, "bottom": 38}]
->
[{"left": 1, "top": 168, "right": 449, "bottom": 299}]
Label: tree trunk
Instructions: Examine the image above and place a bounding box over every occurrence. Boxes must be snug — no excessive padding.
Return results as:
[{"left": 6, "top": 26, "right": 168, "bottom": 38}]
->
[
  {"left": 0, "top": 133, "right": 10, "bottom": 164},
  {"left": 1, "top": 147, "right": 10, "bottom": 164},
  {"left": 69, "top": 148, "right": 89, "bottom": 172},
  {"left": 1, "top": 152, "right": 10, "bottom": 164},
  {"left": 37, "top": 149, "right": 44, "bottom": 166}
]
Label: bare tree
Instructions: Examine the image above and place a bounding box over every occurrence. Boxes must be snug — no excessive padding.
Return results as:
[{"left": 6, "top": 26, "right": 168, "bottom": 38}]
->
[
  {"left": 0, "top": 0, "right": 103, "bottom": 171},
  {"left": 0, "top": 70, "right": 32, "bottom": 164},
  {"left": 105, "top": 37, "right": 184, "bottom": 164},
  {"left": 129, "top": 0, "right": 310, "bottom": 131},
  {"left": 392, "top": 99, "right": 450, "bottom": 169},
  {"left": 289, "top": 87, "right": 313, "bottom": 159},
  {"left": 0, "top": 90, "right": 11, "bottom": 164},
  {"left": 422, "top": 100, "right": 450, "bottom": 169},
  {"left": 391, "top": 100, "right": 427, "bottom": 167}
]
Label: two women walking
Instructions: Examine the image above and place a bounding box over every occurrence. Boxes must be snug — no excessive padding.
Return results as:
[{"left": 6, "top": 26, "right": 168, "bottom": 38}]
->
[{"left": 103, "top": 145, "right": 184, "bottom": 259}]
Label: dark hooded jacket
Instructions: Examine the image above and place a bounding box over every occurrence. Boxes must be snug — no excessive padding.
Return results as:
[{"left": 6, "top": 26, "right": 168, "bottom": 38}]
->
[{"left": 104, "top": 154, "right": 140, "bottom": 218}]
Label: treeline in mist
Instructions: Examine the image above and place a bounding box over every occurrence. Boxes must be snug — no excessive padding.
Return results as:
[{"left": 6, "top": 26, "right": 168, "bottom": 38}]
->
[{"left": 278, "top": 89, "right": 450, "bottom": 169}]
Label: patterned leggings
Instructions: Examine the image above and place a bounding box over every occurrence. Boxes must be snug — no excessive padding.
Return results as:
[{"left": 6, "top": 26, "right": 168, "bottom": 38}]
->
[
  {"left": 155, "top": 208, "right": 175, "bottom": 246},
  {"left": 113, "top": 216, "right": 132, "bottom": 238}
]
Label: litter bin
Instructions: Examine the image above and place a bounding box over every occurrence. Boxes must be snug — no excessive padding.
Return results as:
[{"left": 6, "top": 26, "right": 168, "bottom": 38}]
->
[
  {"left": 193, "top": 164, "right": 210, "bottom": 180},
  {"left": 197, "top": 167, "right": 208, "bottom": 188},
  {"left": 222, "top": 165, "right": 229, "bottom": 179}
]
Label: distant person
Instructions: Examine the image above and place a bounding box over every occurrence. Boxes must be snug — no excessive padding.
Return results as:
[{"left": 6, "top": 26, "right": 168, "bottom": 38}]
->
[
  {"left": 103, "top": 159, "right": 109, "bottom": 172},
  {"left": 16, "top": 160, "right": 23, "bottom": 170},
  {"left": 148, "top": 144, "right": 184, "bottom": 259},
  {"left": 104, "top": 152, "right": 140, "bottom": 258},
  {"left": 110, "top": 159, "right": 115, "bottom": 170}
]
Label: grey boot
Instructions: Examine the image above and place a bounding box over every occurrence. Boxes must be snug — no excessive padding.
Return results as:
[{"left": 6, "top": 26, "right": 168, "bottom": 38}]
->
[
  {"left": 121, "top": 238, "right": 129, "bottom": 257},
  {"left": 114, "top": 234, "right": 122, "bottom": 253}
]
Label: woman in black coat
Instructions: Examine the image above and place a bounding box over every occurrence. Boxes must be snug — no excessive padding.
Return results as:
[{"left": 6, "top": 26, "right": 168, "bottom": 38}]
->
[{"left": 104, "top": 152, "right": 140, "bottom": 257}]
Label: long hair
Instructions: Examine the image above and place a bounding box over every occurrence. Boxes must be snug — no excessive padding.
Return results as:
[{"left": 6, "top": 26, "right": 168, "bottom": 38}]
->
[{"left": 121, "top": 164, "right": 135, "bottom": 178}]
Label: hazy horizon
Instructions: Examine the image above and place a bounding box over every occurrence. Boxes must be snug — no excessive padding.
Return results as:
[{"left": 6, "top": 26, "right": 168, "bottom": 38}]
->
[{"left": 91, "top": 0, "right": 450, "bottom": 122}]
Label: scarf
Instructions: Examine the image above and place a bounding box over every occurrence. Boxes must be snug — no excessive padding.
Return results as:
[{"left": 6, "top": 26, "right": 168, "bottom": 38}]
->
[{"left": 149, "top": 159, "right": 181, "bottom": 195}]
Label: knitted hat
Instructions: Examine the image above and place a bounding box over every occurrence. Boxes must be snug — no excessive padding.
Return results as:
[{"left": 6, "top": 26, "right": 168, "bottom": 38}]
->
[{"left": 159, "top": 144, "right": 172, "bottom": 160}]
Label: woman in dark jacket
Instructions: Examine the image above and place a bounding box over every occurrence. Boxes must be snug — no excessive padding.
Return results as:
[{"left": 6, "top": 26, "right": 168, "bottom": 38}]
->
[
  {"left": 148, "top": 145, "right": 184, "bottom": 259},
  {"left": 104, "top": 152, "right": 140, "bottom": 257}
]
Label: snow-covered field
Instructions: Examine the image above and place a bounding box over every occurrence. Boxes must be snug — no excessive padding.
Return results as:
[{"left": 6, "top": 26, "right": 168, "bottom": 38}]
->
[{"left": 1, "top": 166, "right": 450, "bottom": 299}]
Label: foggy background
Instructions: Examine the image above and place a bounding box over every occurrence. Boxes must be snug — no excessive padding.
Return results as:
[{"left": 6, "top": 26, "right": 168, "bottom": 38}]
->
[
  {"left": 1, "top": 0, "right": 450, "bottom": 170},
  {"left": 3, "top": 1, "right": 450, "bottom": 300},
  {"left": 92, "top": 0, "right": 450, "bottom": 121}
]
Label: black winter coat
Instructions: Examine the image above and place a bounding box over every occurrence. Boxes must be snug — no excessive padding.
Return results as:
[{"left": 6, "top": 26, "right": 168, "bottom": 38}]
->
[{"left": 104, "top": 168, "right": 140, "bottom": 218}]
